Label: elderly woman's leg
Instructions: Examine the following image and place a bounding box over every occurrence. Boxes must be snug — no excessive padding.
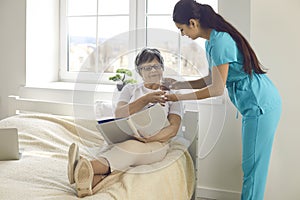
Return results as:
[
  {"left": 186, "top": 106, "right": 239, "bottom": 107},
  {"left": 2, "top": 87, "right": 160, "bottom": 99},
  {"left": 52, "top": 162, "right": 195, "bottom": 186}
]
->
[
  {"left": 101, "top": 140, "right": 168, "bottom": 172},
  {"left": 73, "top": 140, "right": 168, "bottom": 197}
]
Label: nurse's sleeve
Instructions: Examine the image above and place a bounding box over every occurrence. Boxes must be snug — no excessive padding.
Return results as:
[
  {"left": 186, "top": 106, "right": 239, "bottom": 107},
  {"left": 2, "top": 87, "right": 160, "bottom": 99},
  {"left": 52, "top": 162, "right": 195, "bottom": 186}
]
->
[{"left": 209, "top": 33, "right": 239, "bottom": 67}]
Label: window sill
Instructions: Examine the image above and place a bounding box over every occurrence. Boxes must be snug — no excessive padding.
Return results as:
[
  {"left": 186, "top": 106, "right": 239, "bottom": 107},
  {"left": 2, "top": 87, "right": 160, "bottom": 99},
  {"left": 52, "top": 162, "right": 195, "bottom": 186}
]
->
[
  {"left": 24, "top": 81, "right": 118, "bottom": 92},
  {"left": 19, "top": 82, "right": 226, "bottom": 108},
  {"left": 20, "top": 82, "right": 119, "bottom": 103}
]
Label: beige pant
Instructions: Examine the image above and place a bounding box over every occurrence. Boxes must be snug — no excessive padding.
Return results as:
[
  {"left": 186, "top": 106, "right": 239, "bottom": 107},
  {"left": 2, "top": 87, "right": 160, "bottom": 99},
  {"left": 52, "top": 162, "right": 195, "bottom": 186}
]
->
[{"left": 101, "top": 140, "right": 169, "bottom": 172}]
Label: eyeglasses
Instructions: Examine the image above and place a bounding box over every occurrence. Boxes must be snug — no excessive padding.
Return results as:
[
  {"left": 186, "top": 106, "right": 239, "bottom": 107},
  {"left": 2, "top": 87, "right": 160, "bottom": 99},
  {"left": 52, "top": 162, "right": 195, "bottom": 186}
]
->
[{"left": 138, "top": 64, "right": 163, "bottom": 72}]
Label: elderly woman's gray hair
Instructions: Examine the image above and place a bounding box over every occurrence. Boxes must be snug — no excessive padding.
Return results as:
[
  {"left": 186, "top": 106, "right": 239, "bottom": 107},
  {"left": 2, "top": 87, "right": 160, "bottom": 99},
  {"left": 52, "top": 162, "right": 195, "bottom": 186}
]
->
[{"left": 135, "top": 48, "right": 164, "bottom": 74}]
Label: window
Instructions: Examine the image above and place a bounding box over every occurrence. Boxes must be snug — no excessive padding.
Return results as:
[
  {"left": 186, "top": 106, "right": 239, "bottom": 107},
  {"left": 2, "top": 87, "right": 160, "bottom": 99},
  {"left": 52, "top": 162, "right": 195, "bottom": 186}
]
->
[{"left": 60, "top": 0, "right": 218, "bottom": 82}]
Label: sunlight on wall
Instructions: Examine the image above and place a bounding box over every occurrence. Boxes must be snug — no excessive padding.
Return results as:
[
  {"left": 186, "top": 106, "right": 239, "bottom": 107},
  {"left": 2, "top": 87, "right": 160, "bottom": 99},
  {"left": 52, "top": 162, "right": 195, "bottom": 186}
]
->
[{"left": 26, "top": 0, "right": 59, "bottom": 86}]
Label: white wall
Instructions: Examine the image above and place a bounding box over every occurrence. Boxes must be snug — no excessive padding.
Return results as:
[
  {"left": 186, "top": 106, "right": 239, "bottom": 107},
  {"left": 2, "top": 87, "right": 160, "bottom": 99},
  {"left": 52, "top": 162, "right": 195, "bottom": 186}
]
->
[
  {"left": 251, "top": 0, "right": 300, "bottom": 199},
  {"left": 0, "top": 0, "right": 59, "bottom": 119},
  {"left": 26, "top": 0, "right": 59, "bottom": 85},
  {"left": 0, "top": 0, "right": 26, "bottom": 119},
  {"left": 196, "top": 99, "right": 243, "bottom": 199},
  {"left": 219, "top": 0, "right": 251, "bottom": 39}
]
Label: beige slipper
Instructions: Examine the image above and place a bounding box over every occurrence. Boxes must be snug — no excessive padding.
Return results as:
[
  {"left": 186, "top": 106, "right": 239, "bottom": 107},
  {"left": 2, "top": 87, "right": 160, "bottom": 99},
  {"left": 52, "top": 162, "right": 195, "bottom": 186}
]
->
[
  {"left": 74, "top": 158, "right": 94, "bottom": 198},
  {"left": 68, "top": 143, "right": 79, "bottom": 184}
]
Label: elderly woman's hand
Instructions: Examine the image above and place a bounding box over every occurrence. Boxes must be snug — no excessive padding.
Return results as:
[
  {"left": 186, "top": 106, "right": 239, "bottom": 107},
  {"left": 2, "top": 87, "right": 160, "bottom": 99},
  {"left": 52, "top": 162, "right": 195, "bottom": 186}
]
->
[
  {"left": 144, "top": 91, "right": 167, "bottom": 105},
  {"left": 133, "top": 133, "right": 167, "bottom": 143},
  {"left": 132, "top": 130, "right": 154, "bottom": 143}
]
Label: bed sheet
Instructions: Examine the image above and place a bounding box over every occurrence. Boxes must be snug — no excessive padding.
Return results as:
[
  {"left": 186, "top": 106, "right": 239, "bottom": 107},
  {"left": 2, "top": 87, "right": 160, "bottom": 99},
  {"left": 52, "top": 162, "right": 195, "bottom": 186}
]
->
[{"left": 0, "top": 114, "right": 195, "bottom": 200}]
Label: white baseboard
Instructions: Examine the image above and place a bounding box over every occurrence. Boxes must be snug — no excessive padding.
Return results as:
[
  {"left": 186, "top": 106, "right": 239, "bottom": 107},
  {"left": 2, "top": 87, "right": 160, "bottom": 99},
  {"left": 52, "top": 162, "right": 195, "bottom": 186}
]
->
[{"left": 196, "top": 186, "right": 241, "bottom": 200}]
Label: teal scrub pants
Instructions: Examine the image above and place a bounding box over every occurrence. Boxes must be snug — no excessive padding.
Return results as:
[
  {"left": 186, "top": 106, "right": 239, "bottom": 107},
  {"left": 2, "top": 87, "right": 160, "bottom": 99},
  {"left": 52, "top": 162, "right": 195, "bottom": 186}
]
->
[{"left": 241, "top": 106, "right": 281, "bottom": 200}]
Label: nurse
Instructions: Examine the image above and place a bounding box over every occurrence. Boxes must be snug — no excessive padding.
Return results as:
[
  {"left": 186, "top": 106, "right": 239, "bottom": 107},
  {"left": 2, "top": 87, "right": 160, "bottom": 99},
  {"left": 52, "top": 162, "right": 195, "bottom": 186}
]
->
[{"left": 163, "top": 0, "right": 282, "bottom": 199}]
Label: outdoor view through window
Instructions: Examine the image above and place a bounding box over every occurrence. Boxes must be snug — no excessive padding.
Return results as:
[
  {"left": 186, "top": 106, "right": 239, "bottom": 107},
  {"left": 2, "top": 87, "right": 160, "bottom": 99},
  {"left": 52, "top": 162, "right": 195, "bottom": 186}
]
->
[{"left": 64, "top": 0, "right": 218, "bottom": 78}]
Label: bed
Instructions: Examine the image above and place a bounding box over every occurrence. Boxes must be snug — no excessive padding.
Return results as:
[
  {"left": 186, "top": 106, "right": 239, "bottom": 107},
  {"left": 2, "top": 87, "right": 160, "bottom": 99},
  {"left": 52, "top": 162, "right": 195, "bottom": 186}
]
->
[{"left": 0, "top": 96, "right": 199, "bottom": 200}]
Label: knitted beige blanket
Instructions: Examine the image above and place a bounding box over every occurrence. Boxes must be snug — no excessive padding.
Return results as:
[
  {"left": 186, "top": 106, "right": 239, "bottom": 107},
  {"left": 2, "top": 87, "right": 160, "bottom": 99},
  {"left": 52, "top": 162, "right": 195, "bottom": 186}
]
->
[{"left": 0, "top": 114, "right": 195, "bottom": 200}]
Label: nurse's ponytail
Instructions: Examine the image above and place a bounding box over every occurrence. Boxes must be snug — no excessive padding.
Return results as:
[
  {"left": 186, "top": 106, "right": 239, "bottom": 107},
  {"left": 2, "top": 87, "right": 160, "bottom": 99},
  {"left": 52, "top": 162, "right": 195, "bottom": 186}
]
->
[{"left": 173, "top": 0, "right": 266, "bottom": 75}]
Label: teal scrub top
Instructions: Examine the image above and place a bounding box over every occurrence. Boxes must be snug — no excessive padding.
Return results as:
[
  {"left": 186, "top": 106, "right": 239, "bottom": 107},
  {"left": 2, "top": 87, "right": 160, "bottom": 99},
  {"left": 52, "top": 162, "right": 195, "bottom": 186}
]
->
[{"left": 205, "top": 29, "right": 281, "bottom": 117}]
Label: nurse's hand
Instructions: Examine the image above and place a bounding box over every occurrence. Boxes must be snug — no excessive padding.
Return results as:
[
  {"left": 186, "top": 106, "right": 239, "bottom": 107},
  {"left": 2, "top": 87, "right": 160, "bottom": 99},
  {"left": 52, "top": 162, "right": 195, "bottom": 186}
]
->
[
  {"left": 164, "top": 93, "right": 179, "bottom": 102},
  {"left": 160, "top": 78, "right": 177, "bottom": 90}
]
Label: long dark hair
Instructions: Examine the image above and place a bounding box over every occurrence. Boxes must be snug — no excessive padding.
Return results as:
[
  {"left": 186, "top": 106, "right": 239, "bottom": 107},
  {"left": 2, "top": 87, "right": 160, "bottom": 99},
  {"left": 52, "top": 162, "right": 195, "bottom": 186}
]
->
[{"left": 173, "top": 0, "right": 266, "bottom": 75}]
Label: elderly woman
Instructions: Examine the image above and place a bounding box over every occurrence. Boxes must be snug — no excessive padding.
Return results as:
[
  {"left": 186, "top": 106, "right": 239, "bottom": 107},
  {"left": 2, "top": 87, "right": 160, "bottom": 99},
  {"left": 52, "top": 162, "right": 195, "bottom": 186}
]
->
[{"left": 67, "top": 48, "right": 183, "bottom": 197}]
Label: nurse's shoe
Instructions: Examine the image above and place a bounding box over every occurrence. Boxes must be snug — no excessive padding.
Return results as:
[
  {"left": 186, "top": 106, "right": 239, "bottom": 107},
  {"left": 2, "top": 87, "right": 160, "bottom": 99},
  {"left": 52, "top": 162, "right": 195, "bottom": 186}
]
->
[
  {"left": 68, "top": 143, "right": 79, "bottom": 184},
  {"left": 74, "top": 158, "right": 94, "bottom": 198}
]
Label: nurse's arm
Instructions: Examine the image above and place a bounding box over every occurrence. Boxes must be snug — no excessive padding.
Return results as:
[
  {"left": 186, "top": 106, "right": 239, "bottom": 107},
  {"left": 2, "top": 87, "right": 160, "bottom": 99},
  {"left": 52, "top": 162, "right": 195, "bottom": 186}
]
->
[
  {"left": 172, "top": 74, "right": 212, "bottom": 89},
  {"left": 168, "top": 63, "right": 229, "bottom": 101}
]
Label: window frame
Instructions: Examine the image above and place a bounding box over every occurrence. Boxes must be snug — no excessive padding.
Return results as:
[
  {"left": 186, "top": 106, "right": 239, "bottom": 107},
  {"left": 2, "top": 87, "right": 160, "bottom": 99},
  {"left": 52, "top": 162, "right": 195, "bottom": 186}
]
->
[
  {"left": 59, "top": 0, "right": 215, "bottom": 83},
  {"left": 59, "top": 0, "right": 138, "bottom": 83}
]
